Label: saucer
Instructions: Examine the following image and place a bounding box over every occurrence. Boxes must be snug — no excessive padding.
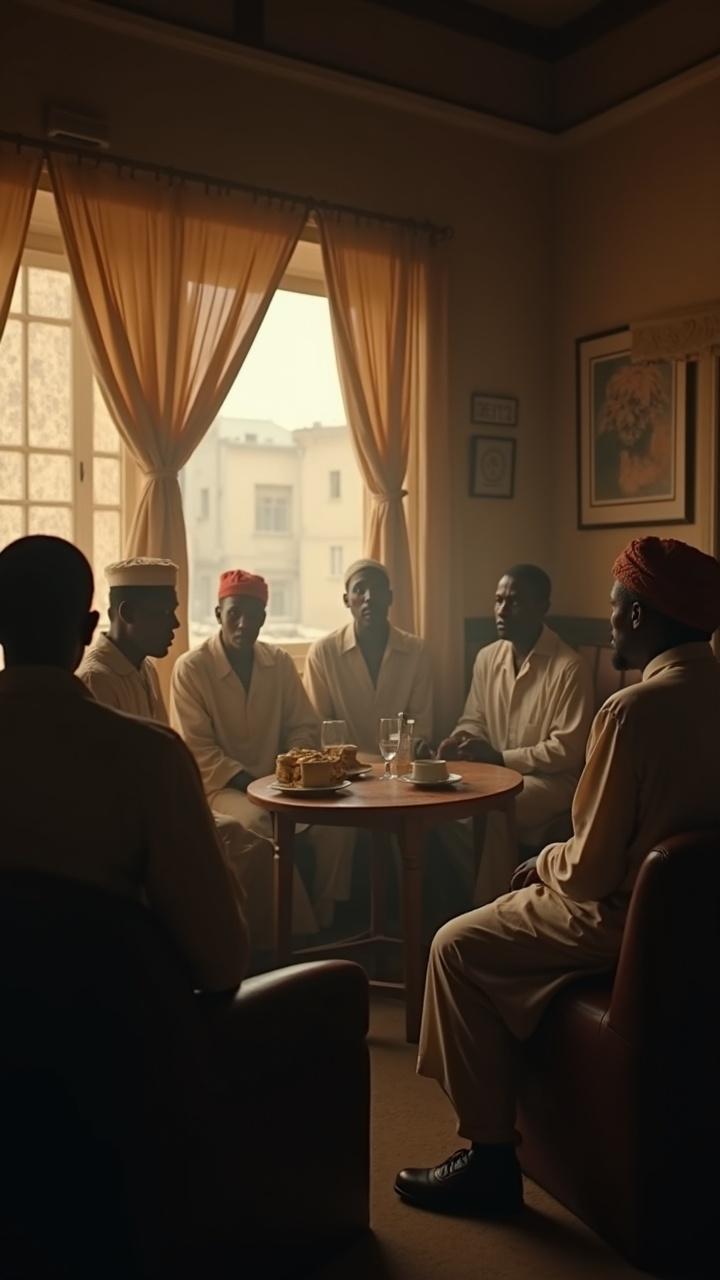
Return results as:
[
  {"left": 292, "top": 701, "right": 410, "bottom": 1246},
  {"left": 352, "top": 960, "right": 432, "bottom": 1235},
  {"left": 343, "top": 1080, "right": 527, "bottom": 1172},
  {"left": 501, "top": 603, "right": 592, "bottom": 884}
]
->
[
  {"left": 344, "top": 766, "right": 373, "bottom": 779},
  {"left": 399, "top": 773, "right": 462, "bottom": 789}
]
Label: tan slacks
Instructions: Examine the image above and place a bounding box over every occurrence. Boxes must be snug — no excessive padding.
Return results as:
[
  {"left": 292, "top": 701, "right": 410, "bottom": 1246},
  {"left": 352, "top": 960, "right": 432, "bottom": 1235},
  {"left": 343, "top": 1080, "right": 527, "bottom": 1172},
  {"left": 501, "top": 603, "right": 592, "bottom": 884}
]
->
[{"left": 417, "top": 888, "right": 620, "bottom": 1143}]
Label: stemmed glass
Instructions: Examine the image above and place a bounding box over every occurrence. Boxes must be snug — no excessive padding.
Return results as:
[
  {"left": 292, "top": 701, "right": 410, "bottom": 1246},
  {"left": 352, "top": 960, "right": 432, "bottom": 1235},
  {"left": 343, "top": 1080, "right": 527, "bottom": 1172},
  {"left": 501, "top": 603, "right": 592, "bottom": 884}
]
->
[
  {"left": 321, "top": 720, "right": 348, "bottom": 751},
  {"left": 378, "top": 717, "right": 400, "bottom": 781}
]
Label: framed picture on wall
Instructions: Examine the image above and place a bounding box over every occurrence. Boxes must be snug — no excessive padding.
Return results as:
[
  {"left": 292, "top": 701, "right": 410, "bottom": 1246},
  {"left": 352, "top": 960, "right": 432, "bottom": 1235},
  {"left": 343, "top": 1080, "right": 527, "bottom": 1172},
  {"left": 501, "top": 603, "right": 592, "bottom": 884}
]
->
[
  {"left": 469, "top": 435, "right": 516, "bottom": 499},
  {"left": 576, "top": 327, "right": 693, "bottom": 529},
  {"left": 470, "top": 392, "right": 518, "bottom": 427}
]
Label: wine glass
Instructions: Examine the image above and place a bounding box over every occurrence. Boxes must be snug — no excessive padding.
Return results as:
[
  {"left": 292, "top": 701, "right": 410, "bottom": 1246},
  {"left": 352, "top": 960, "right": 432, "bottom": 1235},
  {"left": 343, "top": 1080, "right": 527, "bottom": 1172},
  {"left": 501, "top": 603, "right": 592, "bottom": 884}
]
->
[
  {"left": 378, "top": 717, "right": 400, "bottom": 781},
  {"left": 321, "top": 720, "right": 348, "bottom": 751}
]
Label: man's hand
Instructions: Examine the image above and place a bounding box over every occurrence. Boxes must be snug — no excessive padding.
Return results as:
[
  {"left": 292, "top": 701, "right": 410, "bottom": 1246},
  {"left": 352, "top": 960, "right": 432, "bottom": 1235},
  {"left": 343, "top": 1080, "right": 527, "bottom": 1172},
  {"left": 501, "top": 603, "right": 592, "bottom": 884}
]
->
[
  {"left": 456, "top": 736, "right": 504, "bottom": 766},
  {"left": 437, "top": 732, "right": 470, "bottom": 760},
  {"left": 228, "top": 770, "right": 255, "bottom": 792},
  {"left": 510, "top": 856, "right": 542, "bottom": 891}
]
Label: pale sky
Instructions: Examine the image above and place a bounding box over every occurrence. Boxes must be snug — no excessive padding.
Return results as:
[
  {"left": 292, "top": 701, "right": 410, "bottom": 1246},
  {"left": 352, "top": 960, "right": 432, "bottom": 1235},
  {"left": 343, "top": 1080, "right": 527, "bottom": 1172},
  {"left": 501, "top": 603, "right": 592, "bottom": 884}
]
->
[{"left": 220, "top": 289, "right": 347, "bottom": 430}]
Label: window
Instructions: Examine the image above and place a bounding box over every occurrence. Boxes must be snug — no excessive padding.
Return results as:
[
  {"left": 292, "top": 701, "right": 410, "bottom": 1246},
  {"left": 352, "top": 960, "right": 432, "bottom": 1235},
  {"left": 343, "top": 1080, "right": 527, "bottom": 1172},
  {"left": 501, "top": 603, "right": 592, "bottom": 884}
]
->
[
  {"left": 198, "top": 487, "right": 210, "bottom": 519},
  {"left": 0, "top": 223, "right": 125, "bottom": 622},
  {"left": 255, "top": 485, "right": 292, "bottom": 533},
  {"left": 182, "top": 249, "right": 364, "bottom": 647}
]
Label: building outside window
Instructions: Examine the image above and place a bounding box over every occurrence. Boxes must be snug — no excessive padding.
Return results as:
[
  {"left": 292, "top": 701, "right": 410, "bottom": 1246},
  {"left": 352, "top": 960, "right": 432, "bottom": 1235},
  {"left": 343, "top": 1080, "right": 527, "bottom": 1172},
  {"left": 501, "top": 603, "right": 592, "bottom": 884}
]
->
[
  {"left": 255, "top": 484, "right": 292, "bottom": 533},
  {"left": 183, "top": 267, "right": 364, "bottom": 647}
]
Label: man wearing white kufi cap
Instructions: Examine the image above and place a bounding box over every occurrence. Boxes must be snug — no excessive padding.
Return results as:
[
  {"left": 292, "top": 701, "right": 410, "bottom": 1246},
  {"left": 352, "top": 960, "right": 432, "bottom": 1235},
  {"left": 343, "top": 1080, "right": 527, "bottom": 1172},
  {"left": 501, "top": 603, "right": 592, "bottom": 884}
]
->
[
  {"left": 78, "top": 558, "right": 179, "bottom": 720},
  {"left": 79, "top": 558, "right": 311, "bottom": 950}
]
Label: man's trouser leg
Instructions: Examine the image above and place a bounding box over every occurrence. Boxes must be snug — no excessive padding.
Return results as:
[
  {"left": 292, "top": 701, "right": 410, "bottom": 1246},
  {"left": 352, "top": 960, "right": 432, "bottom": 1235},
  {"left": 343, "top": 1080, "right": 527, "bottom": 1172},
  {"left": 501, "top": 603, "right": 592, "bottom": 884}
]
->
[
  {"left": 418, "top": 909, "right": 518, "bottom": 1144},
  {"left": 211, "top": 790, "right": 318, "bottom": 944}
]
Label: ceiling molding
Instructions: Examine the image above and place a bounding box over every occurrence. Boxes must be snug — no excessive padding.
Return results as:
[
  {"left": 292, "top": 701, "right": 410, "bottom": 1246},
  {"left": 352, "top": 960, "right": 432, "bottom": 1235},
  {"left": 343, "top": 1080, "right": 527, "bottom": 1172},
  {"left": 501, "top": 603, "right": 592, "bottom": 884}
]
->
[
  {"left": 369, "top": 0, "right": 666, "bottom": 61},
  {"left": 16, "top": 0, "right": 720, "bottom": 156}
]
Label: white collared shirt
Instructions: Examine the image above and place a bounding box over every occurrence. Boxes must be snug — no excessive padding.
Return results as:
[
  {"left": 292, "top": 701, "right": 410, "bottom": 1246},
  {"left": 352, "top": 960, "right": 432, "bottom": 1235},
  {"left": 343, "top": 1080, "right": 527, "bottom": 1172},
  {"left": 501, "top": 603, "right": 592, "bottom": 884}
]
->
[
  {"left": 77, "top": 632, "right": 167, "bottom": 722},
  {"left": 456, "top": 624, "right": 593, "bottom": 780},
  {"left": 170, "top": 632, "right": 320, "bottom": 800},
  {"left": 304, "top": 621, "right": 434, "bottom": 754}
]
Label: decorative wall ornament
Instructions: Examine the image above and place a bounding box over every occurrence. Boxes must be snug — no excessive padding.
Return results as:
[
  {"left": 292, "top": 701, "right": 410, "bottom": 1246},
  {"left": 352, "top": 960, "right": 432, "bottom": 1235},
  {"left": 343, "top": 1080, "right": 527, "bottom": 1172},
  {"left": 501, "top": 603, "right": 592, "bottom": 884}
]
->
[
  {"left": 577, "top": 327, "right": 693, "bottom": 529},
  {"left": 469, "top": 434, "right": 516, "bottom": 499},
  {"left": 631, "top": 302, "right": 720, "bottom": 361}
]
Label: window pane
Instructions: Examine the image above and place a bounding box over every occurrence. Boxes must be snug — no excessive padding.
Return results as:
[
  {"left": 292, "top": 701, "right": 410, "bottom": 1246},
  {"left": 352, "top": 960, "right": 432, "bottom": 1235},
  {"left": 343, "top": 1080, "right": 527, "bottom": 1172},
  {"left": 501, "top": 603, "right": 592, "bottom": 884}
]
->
[
  {"left": 0, "top": 451, "right": 24, "bottom": 501},
  {"left": 10, "top": 268, "right": 23, "bottom": 315},
  {"left": 0, "top": 504, "right": 24, "bottom": 549},
  {"left": 93, "top": 455, "right": 121, "bottom": 506},
  {"left": 28, "top": 323, "right": 71, "bottom": 449},
  {"left": 0, "top": 318, "right": 23, "bottom": 445},
  {"left": 28, "top": 266, "right": 71, "bottom": 320},
  {"left": 29, "top": 452, "right": 72, "bottom": 502},
  {"left": 93, "top": 380, "right": 120, "bottom": 454},
  {"left": 28, "top": 505, "right": 72, "bottom": 539}
]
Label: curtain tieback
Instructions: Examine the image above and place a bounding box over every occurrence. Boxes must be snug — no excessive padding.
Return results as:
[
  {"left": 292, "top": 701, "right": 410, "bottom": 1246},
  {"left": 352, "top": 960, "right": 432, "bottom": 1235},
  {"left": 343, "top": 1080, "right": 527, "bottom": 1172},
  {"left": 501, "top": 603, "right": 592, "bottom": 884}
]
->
[
  {"left": 375, "top": 488, "right": 408, "bottom": 505},
  {"left": 142, "top": 468, "right": 179, "bottom": 482}
]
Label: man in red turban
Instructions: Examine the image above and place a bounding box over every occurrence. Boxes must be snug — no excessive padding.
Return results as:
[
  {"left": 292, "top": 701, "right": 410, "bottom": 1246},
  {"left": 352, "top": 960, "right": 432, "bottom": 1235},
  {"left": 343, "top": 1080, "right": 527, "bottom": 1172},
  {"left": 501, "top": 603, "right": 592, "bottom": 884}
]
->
[
  {"left": 396, "top": 536, "right": 720, "bottom": 1219},
  {"left": 170, "top": 567, "right": 322, "bottom": 947}
]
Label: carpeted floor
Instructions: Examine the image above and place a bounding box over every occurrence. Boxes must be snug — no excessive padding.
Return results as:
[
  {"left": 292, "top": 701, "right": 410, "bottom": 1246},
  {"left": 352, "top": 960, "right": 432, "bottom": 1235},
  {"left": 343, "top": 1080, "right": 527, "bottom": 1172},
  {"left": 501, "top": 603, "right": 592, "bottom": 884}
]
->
[{"left": 316, "top": 994, "right": 664, "bottom": 1280}]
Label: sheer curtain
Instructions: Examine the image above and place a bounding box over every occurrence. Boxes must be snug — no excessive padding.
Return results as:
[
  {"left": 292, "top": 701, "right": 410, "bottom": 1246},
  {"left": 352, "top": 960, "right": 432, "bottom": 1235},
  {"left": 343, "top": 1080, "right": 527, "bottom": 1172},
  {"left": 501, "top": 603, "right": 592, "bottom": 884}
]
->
[
  {"left": 319, "top": 214, "right": 460, "bottom": 734},
  {"left": 49, "top": 156, "right": 306, "bottom": 683},
  {"left": 0, "top": 146, "right": 41, "bottom": 335}
]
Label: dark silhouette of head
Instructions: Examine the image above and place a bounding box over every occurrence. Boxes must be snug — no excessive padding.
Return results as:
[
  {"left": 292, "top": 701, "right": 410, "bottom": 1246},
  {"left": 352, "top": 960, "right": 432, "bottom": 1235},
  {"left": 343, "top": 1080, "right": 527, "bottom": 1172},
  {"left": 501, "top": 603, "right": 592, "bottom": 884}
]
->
[{"left": 0, "top": 536, "right": 98, "bottom": 671}]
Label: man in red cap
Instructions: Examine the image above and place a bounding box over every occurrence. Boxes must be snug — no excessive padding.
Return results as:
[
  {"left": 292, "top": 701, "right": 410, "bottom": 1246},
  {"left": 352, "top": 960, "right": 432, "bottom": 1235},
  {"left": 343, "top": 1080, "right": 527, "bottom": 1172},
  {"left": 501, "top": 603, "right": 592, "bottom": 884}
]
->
[
  {"left": 170, "top": 569, "right": 321, "bottom": 945},
  {"left": 395, "top": 536, "right": 720, "bottom": 1217}
]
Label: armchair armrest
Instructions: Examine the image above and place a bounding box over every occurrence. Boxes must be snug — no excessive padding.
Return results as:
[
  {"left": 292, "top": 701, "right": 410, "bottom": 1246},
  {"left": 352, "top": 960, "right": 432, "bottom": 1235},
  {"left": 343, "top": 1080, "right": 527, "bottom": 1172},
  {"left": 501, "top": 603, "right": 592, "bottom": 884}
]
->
[{"left": 203, "top": 961, "right": 368, "bottom": 1070}]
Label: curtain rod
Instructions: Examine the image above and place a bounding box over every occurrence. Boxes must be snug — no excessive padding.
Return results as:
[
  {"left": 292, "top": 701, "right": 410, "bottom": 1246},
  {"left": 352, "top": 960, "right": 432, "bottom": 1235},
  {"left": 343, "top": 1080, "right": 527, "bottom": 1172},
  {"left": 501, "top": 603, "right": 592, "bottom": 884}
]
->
[{"left": 2, "top": 130, "right": 453, "bottom": 243}]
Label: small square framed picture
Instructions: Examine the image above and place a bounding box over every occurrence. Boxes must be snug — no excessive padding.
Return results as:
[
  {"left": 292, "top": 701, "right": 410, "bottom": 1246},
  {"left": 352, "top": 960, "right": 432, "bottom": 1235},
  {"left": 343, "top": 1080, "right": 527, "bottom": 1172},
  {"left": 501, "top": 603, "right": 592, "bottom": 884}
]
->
[
  {"left": 470, "top": 392, "right": 518, "bottom": 427},
  {"left": 469, "top": 435, "right": 516, "bottom": 499}
]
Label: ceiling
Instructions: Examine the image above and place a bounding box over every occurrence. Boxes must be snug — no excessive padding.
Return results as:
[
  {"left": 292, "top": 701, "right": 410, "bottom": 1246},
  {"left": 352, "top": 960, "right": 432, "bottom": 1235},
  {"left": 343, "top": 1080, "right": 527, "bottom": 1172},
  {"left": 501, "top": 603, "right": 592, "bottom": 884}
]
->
[{"left": 464, "top": 0, "right": 602, "bottom": 26}]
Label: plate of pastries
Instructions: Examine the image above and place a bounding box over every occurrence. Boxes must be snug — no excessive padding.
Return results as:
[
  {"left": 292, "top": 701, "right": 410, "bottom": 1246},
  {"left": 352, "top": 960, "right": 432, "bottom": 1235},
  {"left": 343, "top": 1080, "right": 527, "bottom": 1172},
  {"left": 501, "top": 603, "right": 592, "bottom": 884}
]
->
[{"left": 274, "top": 744, "right": 369, "bottom": 793}]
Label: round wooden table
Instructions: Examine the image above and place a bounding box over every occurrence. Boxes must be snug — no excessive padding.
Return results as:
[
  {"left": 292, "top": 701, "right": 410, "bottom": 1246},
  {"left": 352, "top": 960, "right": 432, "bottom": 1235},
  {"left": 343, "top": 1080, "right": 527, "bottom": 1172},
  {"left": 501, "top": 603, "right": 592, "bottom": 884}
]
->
[{"left": 247, "top": 762, "right": 523, "bottom": 1042}]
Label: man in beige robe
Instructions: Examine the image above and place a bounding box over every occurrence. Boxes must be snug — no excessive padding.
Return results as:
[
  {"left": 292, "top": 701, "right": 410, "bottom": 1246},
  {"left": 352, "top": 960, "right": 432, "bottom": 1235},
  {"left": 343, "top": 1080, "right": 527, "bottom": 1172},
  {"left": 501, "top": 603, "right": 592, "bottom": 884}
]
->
[
  {"left": 438, "top": 564, "right": 593, "bottom": 905},
  {"left": 0, "top": 535, "right": 248, "bottom": 995},
  {"left": 78, "top": 557, "right": 297, "bottom": 950},
  {"left": 395, "top": 536, "right": 720, "bottom": 1216},
  {"left": 170, "top": 568, "right": 322, "bottom": 939},
  {"left": 304, "top": 557, "right": 435, "bottom": 920}
]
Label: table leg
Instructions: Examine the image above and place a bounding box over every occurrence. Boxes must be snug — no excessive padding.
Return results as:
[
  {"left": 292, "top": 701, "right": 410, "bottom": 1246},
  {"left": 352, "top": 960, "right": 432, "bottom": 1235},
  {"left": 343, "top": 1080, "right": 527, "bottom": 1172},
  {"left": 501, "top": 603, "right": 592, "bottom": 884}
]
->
[
  {"left": 503, "top": 798, "right": 519, "bottom": 867},
  {"left": 273, "top": 812, "right": 295, "bottom": 967},
  {"left": 370, "top": 831, "right": 389, "bottom": 937},
  {"left": 472, "top": 813, "right": 487, "bottom": 883},
  {"left": 398, "top": 816, "right": 425, "bottom": 1044}
]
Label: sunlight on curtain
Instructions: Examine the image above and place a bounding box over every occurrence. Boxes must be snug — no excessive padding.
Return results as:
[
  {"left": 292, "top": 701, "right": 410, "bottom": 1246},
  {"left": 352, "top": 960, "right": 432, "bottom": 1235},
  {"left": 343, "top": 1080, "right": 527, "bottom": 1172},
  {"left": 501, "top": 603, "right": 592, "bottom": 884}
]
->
[{"left": 0, "top": 146, "right": 42, "bottom": 337}]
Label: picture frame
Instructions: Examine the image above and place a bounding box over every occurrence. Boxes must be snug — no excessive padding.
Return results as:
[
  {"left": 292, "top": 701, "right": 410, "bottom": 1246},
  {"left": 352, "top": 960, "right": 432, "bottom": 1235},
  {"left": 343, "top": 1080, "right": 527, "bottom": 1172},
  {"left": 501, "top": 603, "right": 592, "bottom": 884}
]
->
[
  {"left": 469, "top": 435, "right": 516, "bottom": 499},
  {"left": 470, "top": 392, "right": 518, "bottom": 427},
  {"left": 576, "top": 327, "right": 693, "bottom": 529}
]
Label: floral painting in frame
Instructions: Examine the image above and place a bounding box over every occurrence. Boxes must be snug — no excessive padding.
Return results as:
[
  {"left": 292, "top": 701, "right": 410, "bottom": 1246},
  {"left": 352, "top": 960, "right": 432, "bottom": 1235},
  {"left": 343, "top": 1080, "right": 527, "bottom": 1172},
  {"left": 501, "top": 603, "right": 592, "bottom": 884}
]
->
[{"left": 576, "top": 327, "right": 693, "bottom": 529}]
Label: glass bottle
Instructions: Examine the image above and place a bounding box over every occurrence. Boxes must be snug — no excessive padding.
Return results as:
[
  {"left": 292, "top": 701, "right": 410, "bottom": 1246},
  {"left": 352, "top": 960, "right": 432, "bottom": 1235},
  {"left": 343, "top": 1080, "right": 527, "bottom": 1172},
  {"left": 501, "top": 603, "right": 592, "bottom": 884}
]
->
[{"left": 393, "top": 715, "right": 415, "bottom": 777}]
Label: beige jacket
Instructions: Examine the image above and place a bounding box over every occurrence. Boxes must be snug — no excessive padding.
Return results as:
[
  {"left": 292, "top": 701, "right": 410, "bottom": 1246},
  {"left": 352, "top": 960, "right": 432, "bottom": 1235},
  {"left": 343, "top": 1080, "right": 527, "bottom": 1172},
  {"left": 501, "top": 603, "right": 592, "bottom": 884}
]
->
[
  {"left": 0, "top": 666, "right": 247, "bottom": 992},
  {"left": 77, "top": 632, "right": 167, "bottom": 722},
  {"left": 170, "top": 632, "right": 319, "bottom": 800},
  {"left": 304, "top": 622, "right": 434, "bottom": 753}
]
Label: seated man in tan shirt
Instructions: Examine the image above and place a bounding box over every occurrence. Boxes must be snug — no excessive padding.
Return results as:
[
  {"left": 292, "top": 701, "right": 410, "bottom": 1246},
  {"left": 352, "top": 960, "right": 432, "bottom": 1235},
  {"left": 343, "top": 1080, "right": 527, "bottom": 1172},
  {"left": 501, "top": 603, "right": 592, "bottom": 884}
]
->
[
  {"left": 437, "top": 564, "right": 593, "bottom": 906},
  {"left": 0, "top": 534, "right": 248, "bottom": 995}
]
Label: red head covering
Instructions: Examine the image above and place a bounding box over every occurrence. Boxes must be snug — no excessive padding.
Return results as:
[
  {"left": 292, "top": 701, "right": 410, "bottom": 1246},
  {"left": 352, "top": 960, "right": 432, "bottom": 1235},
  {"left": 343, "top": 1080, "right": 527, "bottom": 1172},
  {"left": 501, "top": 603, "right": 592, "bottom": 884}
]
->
[
  {"left": 612, "top": 537, "right": 720, "bottom": 634},
  {"left": 218, "top": 569, "right": 269, "bottom": 606}
]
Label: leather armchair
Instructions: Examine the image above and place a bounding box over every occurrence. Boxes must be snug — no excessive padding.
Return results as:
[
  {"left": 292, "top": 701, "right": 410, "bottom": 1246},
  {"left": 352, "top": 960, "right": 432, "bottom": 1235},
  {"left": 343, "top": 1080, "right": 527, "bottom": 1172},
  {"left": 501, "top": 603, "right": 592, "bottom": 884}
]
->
[
  {"left": 0, "top": 871, "right": 369, "bottom": 1278},
  {"left": 516, "top": 831, "right": 720, "bottom": 1272}
]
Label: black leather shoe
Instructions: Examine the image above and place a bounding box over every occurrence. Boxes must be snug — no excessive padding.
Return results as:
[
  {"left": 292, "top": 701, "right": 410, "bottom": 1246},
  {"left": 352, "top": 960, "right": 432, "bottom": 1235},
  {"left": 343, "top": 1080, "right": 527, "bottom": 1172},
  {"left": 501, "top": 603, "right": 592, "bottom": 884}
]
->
[{"left": 394, "top": 1146, "right": 523, "bottom": 1215}]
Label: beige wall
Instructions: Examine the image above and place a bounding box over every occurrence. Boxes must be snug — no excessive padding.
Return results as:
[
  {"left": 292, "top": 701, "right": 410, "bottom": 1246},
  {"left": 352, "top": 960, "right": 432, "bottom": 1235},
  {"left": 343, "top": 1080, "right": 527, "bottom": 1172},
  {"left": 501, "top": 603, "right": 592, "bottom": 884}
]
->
[
  {"left": 551, "top": 76, "right": 720, "bottom": 617},
  {"left": 1, "top": 0, "right": 554, "bottom": 632}
]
